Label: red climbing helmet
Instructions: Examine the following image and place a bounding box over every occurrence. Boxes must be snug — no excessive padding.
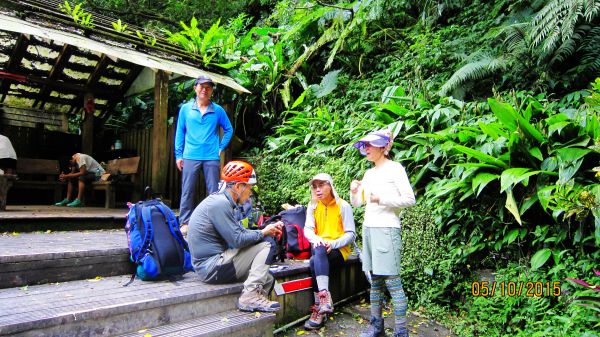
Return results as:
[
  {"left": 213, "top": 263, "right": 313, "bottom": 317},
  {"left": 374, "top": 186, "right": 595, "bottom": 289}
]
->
[{"left": 221, "top": 160, "right": 257, "bottom": 184}]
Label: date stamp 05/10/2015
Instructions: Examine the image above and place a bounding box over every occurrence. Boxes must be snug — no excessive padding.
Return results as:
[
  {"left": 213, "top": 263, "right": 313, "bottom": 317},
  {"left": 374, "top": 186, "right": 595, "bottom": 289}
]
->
[{"left": 471, "top": 281, "right": 562, "bottom": 297}]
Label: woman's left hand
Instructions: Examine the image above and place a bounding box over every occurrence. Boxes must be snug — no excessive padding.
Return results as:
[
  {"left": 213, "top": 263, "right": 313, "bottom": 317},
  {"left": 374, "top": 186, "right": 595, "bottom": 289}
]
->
[{"left": 324, "top": 241, "right": 332, "bottom": 254}]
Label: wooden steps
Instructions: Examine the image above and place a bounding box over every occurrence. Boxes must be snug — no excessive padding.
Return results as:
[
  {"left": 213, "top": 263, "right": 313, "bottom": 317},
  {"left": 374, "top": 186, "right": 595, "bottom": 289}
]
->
[
  {"left": 0, "top": 230, "right": 276, "bottom": 336},
  {"left": 0, "top": 230, "right": 132, "bottom": 288},
  {"left": 118, "top": 310, "right": 275, "bottom": 337},
  {"left": 0, "top": 273, "right": 273, "bottom": 337},
  {"left": 0, "top": 226, "right": 368, "bottom": 336}
]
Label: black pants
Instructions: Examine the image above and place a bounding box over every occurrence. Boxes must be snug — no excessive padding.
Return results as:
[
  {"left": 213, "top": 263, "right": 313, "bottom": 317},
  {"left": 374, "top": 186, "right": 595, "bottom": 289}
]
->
[{"left": 309, "top": 245, "right": 344, "bottom": 292}]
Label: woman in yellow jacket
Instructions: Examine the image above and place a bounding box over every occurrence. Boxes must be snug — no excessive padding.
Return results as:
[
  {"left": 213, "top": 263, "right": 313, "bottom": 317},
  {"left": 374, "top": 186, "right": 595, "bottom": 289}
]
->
[{"left": 303, "top": 173, "right": 356, "bottom": 330}]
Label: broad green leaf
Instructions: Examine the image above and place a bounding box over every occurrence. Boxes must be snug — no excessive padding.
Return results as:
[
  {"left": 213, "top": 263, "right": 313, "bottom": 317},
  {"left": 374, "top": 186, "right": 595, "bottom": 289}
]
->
[
  {"left": 314, "top": 70, "right": 341, "bottom": 98},
  {"left": 520, "top": 194, "right": 539, "bottom": 215},
  {"left": 291, "top": 89, "right": 309, "bottom": 109},
  {"left": 557, "top": 148, "right": 590, "bottom": 183},
  {"left": 537, "top": 185, "right": 556, "bottom": 211},
  {"left": 556, "top": 148, "right": 590, "bottom": 163},
  {"left": 505, "top": 190, "right": 522, "bottom": 225},
  {"left": 531, "top": 248, "right": 552, "bottom": 270},
  {"left": 547, "top": 121, "right": 571, "bottom": 136},
  {"left": 504, "top": 229, "right": 519, "bottom": 245},
  {"left": 454, "top": 145, "right": 508, "bottom": 169},
  {"left": 478, "top": 122, "right": 507, "bottom": 140},
  {"left": 500, "top": 168, "right": 542, "bottom": 192},
  {"left": 303, "top": 133, "right": 312, "bottom": 146},
  {"left": 528, "top": 147, "right": 543, "bottom": 161},
  {"left": 212, "top": 61, "right": 239, "bottom": 69},
  {"left": 472, "top": 172, "right": 499, "bottom": 197},
  {"left": 488, "top": 99, "right": 517, "bottom": 132},
  {"left": 516, "top": 113, "right": 546, "bottom": 143}
]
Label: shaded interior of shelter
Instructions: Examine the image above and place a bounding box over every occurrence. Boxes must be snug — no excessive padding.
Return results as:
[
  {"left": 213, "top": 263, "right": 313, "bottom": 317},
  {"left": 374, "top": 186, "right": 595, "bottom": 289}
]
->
[{"left": 0, "top": 0, "right": 238, "bottom": 207}]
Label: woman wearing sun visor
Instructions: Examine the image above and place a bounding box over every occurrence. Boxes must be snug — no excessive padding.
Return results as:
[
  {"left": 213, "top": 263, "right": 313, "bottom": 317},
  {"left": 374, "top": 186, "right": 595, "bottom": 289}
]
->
[{"left": 350, "top": 129, "right": 416, "bottom": 337}]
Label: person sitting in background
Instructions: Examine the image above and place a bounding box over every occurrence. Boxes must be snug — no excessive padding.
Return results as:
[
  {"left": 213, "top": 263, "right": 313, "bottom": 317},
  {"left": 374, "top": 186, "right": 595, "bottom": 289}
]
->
[
  {"left": 55, "top": 153, "right": 105, "bottom": 207},
  {"left": 0, "top": 134, "right": 17, "bottom": 176},
  {"left": 303, "top": 173, "right": 356, "bottom": 330}
]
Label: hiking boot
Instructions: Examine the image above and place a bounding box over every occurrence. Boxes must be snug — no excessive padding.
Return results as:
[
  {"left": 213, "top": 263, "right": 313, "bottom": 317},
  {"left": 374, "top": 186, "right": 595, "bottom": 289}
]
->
[
  {"left": 394, "top": 327, "right": 409, "bottom": 337},
  {"left": 304, "top": 305, "right": 326, "bottom": 330},
  {"left": 66, "top": 199, "right": 83, "bottom": 207},
  {"left": 54, "top": 198, "right": 70, "bottom": 206},
  {"left": 317, "top": 289, "right": 333, "bottom": 314},
  {"left": 180, "top": 223, "right": 188, "bottom": 237},
  {"left": 359, "top": 316, "right": 385, "bottom": 337},
  {"left": 238, "top": 286, "right": 281, "bottom": 312}
]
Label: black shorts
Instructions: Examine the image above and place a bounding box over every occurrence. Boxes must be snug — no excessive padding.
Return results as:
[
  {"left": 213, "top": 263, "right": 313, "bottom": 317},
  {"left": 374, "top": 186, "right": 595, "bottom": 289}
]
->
[
  {"left": 0, "top": 158, "right": 17, "bottom": 170},
  {"left": 78, "top": 172, "right": 97, "bottom": 182}
]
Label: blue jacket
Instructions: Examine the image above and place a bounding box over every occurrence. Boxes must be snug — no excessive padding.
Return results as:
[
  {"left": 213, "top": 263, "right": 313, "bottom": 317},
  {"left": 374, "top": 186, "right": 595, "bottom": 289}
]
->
[{"left": 174, "top": 99, "right": 233, "bottom": 161}]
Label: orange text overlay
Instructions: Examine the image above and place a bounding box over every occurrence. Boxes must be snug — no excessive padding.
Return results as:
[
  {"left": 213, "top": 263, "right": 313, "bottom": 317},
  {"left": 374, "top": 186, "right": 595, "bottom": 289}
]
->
[{"left": 471, "top": 281, "right": 561, "bottom": 297}]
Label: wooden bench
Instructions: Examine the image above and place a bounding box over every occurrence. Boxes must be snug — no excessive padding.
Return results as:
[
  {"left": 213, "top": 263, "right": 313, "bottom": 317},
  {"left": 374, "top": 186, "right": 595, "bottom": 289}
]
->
[
  {"left": 10, "top": 158, "right": 64, "bottom": 205},
  {"left": 92, "top": 156, "right": 140, "bottom": 208}
]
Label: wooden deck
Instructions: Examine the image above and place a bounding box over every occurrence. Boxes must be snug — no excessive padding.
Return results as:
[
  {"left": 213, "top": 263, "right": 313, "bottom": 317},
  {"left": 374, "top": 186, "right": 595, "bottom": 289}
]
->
[{"left": 0, "top": 205, "right": 131, "bottom": 232}]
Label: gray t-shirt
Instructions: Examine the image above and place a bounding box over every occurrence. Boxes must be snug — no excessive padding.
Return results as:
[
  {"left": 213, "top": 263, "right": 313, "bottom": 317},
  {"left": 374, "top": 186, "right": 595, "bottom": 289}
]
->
[
  {"left": 187, "top": 190, "right": 263, "bottom": 281},
  {"left": 75, "top": 153, "right": 105, "bottom": 174}
]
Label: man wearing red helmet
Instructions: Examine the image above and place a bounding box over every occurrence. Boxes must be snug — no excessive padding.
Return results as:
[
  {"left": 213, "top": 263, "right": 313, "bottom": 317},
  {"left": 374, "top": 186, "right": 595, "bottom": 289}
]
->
[{"left": 187, "top": 160, "right": 284, "bottom": 312}]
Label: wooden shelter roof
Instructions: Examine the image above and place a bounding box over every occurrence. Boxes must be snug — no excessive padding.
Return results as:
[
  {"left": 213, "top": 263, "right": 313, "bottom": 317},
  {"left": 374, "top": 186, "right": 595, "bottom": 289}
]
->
[{"left": 0, "top": 0, "right": 249, "bottom": 124}]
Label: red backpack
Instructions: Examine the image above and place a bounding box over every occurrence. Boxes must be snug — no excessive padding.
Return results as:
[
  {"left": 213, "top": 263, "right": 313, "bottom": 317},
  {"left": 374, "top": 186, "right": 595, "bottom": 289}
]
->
[{"left": 280, "top": 206, "right": 311, "bottom": 260}]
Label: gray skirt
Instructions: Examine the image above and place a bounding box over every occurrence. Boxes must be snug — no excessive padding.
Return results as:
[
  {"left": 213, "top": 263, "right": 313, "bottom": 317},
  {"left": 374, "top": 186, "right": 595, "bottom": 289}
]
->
[{"left": 361, "top": 226, "right": 402, "bottom": 276}]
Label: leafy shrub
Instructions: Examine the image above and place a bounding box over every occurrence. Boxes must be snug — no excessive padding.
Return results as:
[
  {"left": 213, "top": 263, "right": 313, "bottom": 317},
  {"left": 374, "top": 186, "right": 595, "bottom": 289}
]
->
[
  {"left": 454, "top": 258, "right": 600, "bottom": 337},
  {"left": 401, "top": 204, "right": 458, "bottom": 308}
]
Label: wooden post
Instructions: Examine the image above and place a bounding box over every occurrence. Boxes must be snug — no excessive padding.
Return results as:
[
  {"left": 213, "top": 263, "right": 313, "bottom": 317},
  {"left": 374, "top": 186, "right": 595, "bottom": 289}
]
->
[
  {"left": 81, "top": 109, "right": 94, "bottom": 155},
  {"left": 151, "top": 70, "right": 169, "bottom": 195}
]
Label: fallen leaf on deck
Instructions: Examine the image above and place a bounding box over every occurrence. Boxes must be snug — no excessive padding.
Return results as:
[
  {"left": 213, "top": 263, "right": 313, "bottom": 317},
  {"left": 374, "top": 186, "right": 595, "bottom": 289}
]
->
[
  {"left": 137, "top": 329, "right": 147, "bottom": 333},
  {"left": 87, "top": 276, "right": 103, "bottom": 282},
  {"left": 221, "top": 317, "right": 229, "bottom": 322},
  {"left": 255, "top": 312, "right": 262, "bottom": 318}
]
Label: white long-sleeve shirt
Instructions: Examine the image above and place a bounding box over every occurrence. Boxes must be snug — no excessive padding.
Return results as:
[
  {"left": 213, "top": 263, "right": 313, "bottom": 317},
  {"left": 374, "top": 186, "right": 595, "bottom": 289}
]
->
[{"left": 350, "top": 160, "right": 415, "bottom": 228}]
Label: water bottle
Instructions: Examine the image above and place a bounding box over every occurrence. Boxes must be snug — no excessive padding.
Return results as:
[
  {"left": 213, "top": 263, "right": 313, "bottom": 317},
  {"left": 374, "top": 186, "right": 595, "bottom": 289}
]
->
[{"left": 95, "top": 168, "right": 101, "bottom": 180}]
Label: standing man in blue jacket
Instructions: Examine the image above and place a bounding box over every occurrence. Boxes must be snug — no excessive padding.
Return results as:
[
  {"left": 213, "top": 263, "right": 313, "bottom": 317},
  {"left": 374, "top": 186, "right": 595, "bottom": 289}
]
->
[{"left": 174, "top": 76, "right": 233, "bottom": 235}]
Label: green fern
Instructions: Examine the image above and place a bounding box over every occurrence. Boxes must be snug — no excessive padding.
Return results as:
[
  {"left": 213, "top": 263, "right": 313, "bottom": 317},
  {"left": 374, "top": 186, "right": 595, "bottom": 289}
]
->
[
  {"left": 439, "top": 55, "right": 507, "bottom": 96},
  {"left": 531, "top": 0, "right": 600, "bottom": 54}
]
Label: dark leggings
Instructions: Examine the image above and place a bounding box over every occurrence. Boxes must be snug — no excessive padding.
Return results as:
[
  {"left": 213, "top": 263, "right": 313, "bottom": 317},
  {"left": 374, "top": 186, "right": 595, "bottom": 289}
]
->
[{"left": 309, "top": 245, "right": 344, "bottom": 291}]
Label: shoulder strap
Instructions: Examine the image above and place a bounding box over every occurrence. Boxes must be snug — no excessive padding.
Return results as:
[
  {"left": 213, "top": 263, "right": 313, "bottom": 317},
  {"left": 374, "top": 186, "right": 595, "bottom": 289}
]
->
[
  {"left": 136, "top": 205, "right": 155, "bottom": 262},
  {"left": 154, "top": 202, "right": 189, "bottom": 251}
]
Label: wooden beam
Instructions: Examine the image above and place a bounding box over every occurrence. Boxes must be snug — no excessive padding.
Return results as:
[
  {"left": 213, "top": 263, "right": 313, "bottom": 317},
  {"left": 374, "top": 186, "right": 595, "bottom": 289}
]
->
[
  {"left": 151, "top": 70, "right": 169, "bottom": 195},
  {"left": 100, "top": 64, "right": 143, "bottom": 119},
  {"left": 68, "top": 55, "right": 110, "bottom": 114},
  {"left": 35, "top": 43, "right": 74, "bottom": 108},
  {"left": 0, "top": 34, "right": 30, "bottom": 103}
]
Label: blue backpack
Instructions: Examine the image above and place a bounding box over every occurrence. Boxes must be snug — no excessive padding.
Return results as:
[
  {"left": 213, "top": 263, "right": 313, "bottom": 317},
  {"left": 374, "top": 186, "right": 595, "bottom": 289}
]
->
[{"left": 125, "top": 199, "right": 193, "bottom": 281}]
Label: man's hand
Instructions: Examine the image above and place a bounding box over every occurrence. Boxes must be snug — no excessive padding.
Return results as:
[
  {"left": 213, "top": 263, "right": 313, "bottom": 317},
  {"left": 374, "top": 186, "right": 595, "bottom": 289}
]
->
[
  {"left": 369, "top": 193, "right": 380, "bottom": 204},
  {"left": 261, "top": 221, "right": 283, "bottom": 238},
  {"left": 176, "top": 159, "right": 184, "bottom": 172},
  {"left": 350, "top": 180, "right": 361, "bottom": 194}
]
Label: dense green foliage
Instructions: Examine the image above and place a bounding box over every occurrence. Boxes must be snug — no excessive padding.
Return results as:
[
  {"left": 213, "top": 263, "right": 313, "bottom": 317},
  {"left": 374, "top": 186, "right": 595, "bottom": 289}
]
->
[{"left": 94, "top": 0, "right": 600, "bottom": 335}]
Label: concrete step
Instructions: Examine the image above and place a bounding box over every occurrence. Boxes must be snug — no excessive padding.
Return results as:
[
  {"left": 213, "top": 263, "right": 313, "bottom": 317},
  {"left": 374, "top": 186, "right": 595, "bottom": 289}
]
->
[
  {"left": 0, "top": 230, "right": 132, "bottom": 288},
  {"left": 0, "top": 273, "right": 244, "bottom": 337},
  {"left": 118, "top": 310, "right": 275, "bottom": 337}
]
